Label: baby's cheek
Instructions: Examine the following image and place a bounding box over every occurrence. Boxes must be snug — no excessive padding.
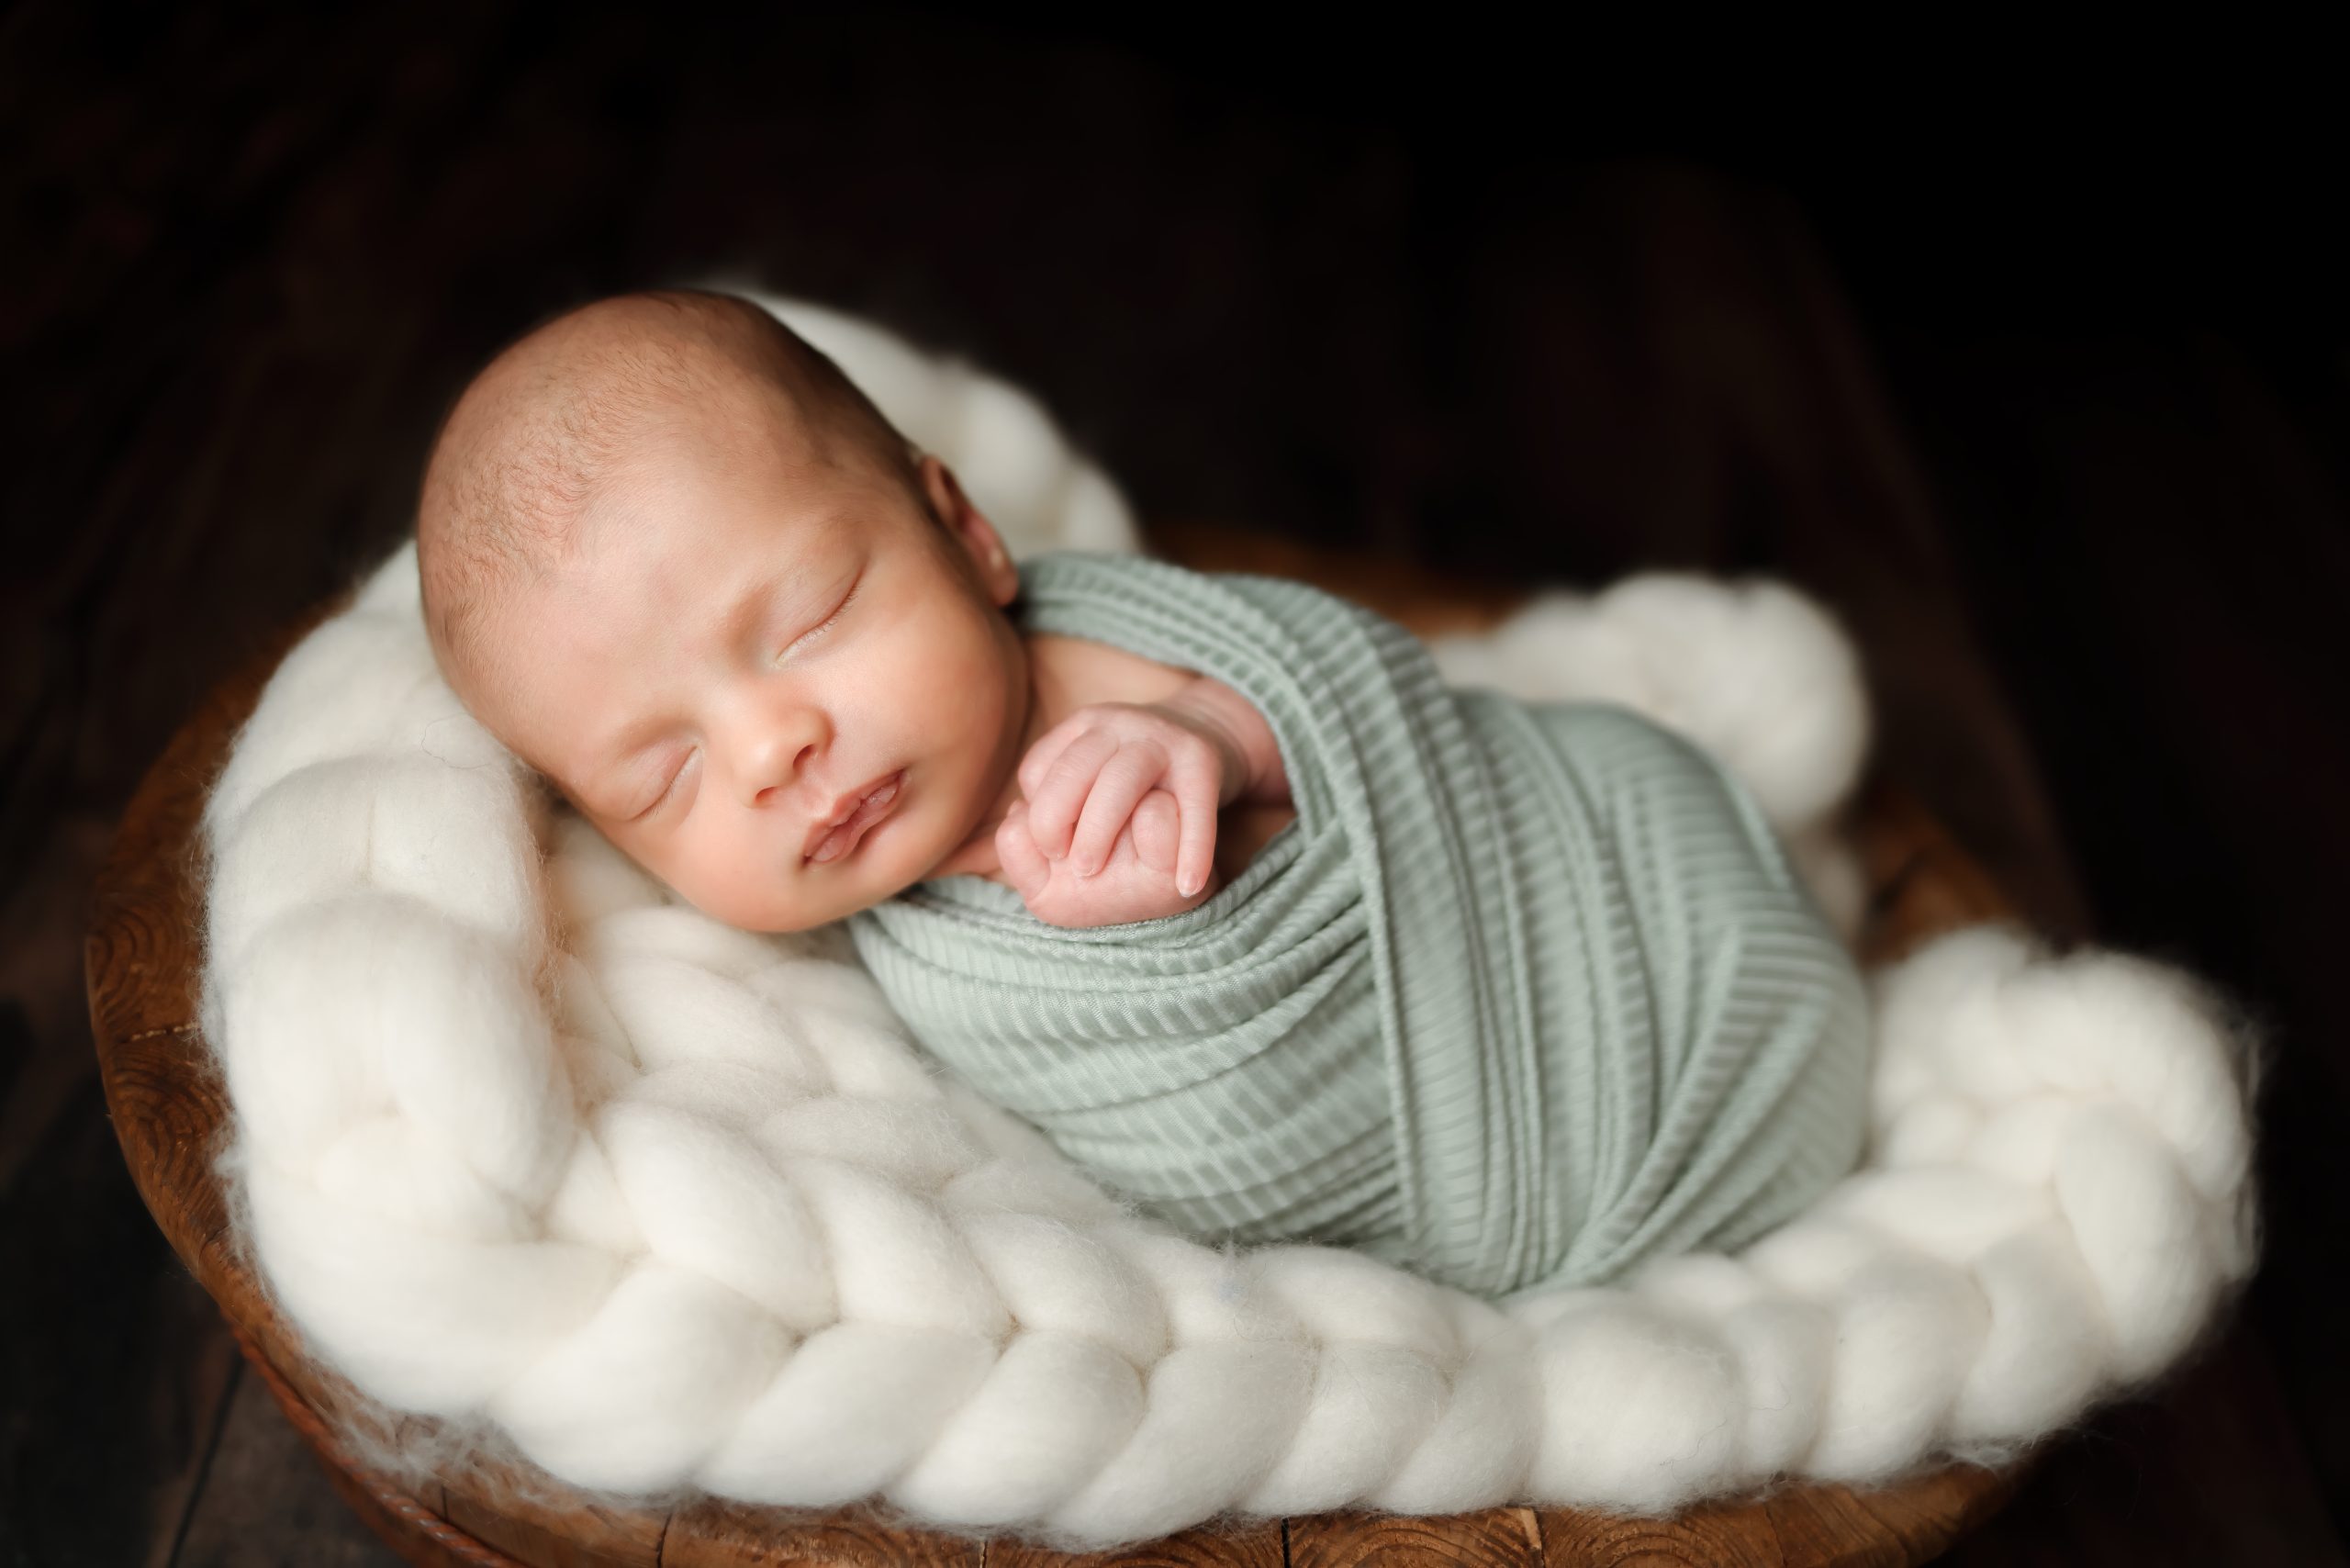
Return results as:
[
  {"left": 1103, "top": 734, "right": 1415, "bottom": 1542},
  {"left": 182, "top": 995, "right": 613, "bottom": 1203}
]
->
[
  {"left": 711, "top": 875, "right": 800, "bottom": 935},
  {"left": 641, "top": 834, "right": 754, "bottom": 929}
]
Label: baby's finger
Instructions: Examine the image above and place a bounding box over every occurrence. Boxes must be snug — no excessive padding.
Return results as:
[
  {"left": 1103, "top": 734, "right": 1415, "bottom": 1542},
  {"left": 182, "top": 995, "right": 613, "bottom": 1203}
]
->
[
  {"left": 1130, "top": 790, "right": 1180, "bottom": 874},
  {"left": 995, "top": 800, "right": 1052, "bottom": 900},
  {"left": 1016, "top": 719, "right": 1086, "bottom": 803},
  {"left": 1025, "top": 727, "right": 1122, "bottom": 857},
  {"left": 1167, "top": 745, "right": 1222, "bottom": 898},
  {"left": 1069, "top": 744, "right": 1166, "bottom": 877}
]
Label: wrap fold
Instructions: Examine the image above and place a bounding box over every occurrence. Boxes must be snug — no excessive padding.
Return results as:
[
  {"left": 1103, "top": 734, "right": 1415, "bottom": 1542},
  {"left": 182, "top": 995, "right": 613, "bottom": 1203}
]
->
[{"left": 849, "top": 552, "right": 1870, "bottom": 1297}]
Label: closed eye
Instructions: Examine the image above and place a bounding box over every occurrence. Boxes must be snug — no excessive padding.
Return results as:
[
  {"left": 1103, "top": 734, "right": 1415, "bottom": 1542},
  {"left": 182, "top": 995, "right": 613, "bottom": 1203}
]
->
[
  {"left": 635, "top": 749, "right": 698, "bottom": 820},
  {"left": 779, "top": 577, "right": 859, "bottom": 662}
]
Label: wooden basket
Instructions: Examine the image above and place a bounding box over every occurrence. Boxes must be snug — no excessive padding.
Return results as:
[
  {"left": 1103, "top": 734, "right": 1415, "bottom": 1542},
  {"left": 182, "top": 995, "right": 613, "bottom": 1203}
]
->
[{"left": 88, "top": 530, "right": 2019, "bottom": 1566}]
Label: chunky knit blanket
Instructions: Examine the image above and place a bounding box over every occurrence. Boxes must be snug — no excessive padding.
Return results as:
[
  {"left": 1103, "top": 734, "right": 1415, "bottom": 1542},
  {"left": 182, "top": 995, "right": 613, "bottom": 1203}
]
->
[
  {"left": 195, "top": 293, "right": 2262, "bottom": 1551},
  {"left": 851, "top": 550, "right": 1872, "bottom": 1299}
]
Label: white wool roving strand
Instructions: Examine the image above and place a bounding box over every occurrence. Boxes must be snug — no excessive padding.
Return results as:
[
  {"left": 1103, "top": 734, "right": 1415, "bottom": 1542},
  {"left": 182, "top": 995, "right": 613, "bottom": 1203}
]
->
[{"left": 195, "top": 297, "right": 2261, "bottom": 1552}]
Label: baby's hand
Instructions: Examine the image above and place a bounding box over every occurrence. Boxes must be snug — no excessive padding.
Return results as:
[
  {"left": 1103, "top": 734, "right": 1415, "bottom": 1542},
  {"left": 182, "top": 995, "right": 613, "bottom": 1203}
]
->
[
  {"left": 1000, "top": 700, "right": 1237, "bottom": 927},
  {"left": 996, "top": 790, "right": 1209, "bottom": 927}
]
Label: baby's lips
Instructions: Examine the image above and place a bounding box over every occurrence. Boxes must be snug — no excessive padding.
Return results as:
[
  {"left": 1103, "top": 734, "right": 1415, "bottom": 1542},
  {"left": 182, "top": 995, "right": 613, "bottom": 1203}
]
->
[{"left": 805, "top": 771, "right": 902, "bottom": 863}]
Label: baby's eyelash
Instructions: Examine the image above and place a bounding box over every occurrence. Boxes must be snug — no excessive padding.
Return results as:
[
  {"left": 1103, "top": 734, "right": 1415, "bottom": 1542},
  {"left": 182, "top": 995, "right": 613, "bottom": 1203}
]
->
[
  {"left": 639, "top": 752, "right": 694, "bottom": 818},
  {"left": 780, "top": 580, "right": 859, "bottom": 661}
]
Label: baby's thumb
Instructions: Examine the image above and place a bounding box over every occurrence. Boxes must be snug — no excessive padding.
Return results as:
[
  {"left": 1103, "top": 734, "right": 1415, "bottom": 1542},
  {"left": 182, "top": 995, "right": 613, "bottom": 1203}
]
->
[
  {"left": 995, "top": 801, "right": 1051, "bottom": 900},
  {"left": 1129, "top": 790, "right": 1180, "bottom": 874}
]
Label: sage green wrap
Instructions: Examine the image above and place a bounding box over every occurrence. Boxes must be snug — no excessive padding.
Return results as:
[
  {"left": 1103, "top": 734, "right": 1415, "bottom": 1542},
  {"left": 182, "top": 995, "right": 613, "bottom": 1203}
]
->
[{"left": 846, "top": 552, "right": 1871, "bottom": 1299}]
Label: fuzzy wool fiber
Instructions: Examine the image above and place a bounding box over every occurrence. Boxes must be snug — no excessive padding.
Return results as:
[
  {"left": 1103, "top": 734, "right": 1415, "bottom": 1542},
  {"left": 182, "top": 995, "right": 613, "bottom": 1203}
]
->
[{"left": 196, "top": 293, "right": 2264, "bottom": 1551}]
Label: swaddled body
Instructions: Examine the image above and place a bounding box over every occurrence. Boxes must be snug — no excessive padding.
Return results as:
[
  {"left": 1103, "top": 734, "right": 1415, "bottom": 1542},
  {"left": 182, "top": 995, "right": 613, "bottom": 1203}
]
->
[
  {"left": 850, "top": 550, "right": 1871, "bottom": 1300},
  {"left": 409, "top": 290, "right": 1870, "bottom": 1300}
]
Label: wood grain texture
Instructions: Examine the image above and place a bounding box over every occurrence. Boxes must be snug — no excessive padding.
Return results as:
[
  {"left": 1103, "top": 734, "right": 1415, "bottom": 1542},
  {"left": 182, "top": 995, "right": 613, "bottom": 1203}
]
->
[
  {"left": 1288, "top": 1506, "right": 1543, "bottom": 1567},
  {"left": 436, "top": 1475, "right": 662, "bottom": 1568},
  {"left": 86, "top": 529, "right": 2022, "bottom": 1566},
  {"left": 984, "top": 1517, "right": 1288, "bottom": 1568},
  {"left": 660, "top": 1496, "right": 987, "bottom": 1568}
]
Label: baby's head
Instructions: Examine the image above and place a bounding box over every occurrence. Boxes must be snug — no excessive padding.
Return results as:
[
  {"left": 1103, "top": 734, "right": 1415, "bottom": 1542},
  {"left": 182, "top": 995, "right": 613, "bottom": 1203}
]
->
[{"left": 418, "top": 289, "right": 1029, "bottom": 933}]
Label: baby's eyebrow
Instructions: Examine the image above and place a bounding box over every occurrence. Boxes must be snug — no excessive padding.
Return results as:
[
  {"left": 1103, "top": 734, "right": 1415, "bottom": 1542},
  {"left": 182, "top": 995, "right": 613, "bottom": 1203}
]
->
[{"left": 720, "top": 563, "right": 796, "bottom": 655}]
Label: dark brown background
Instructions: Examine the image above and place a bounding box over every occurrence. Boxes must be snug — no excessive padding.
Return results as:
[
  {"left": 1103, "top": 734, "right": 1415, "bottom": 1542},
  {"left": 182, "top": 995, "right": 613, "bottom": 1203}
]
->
[{"left": 6, "top": 8, "right": 2344, "bottom": 1564}]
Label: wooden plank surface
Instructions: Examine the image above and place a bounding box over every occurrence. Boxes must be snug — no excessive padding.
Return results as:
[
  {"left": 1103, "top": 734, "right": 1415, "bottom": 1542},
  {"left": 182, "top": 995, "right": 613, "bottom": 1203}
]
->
[{"left": 172, "top": 1360, "right": 403, "bottom": 1568}]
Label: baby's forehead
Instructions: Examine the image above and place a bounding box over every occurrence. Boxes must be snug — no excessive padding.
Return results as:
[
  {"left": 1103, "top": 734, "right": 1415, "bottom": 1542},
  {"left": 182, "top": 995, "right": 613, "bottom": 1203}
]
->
[
  {"left": 510, "top": 458, "right": 881, "bottom": 643},
  {"left": 584, "top": 438, "right": 895, "bottom": 581}
]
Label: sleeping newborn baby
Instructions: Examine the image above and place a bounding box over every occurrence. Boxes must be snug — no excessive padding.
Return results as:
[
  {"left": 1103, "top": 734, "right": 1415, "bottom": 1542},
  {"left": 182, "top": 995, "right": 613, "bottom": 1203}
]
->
[{"left": 419, "top": 288, "right": 1870, "bottom": 1300}]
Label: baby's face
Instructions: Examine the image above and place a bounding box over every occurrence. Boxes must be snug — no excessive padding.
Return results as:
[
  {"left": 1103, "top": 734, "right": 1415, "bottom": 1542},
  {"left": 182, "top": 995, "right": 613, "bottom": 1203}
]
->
[{"left": 473, "top": 428, "right": 1028, "bottom": 933}]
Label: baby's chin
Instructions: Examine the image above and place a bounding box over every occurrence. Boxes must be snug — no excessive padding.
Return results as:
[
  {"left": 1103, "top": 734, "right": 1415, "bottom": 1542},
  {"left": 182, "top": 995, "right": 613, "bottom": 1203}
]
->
[
  {"left": 679, "top": 879, "right": 852, "bottom": 937},
  {"left": 691, "top": 817, "right": 943, "bottom": 934}
]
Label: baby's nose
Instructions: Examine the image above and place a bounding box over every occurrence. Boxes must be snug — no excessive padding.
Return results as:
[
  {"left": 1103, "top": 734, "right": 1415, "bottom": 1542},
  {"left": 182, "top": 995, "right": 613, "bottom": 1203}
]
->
[{"left": 744, "top": 737, "right": 821, "bottom": 808}]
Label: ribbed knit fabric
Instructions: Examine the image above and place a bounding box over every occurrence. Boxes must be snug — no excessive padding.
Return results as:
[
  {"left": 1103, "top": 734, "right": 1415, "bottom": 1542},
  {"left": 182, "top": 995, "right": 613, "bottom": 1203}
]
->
[{"left": 847, "top": 552, "right": 1871, "bottom": 1299}]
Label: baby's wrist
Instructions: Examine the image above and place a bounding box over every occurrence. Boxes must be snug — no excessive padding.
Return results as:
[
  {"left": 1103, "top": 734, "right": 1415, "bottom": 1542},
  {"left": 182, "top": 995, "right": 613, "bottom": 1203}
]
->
[{"left": 1157, "top": 678, "right": 1277, "bottom": 805}]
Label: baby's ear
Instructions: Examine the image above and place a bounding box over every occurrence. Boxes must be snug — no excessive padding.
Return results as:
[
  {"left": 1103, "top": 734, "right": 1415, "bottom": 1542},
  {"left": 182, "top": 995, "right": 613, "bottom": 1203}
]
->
[
  {"left": 919, "top": 455, "right": 1016, "bottom": 605},
  {"left": 915, "top": 452, "right": 976, "bottom": 530}
]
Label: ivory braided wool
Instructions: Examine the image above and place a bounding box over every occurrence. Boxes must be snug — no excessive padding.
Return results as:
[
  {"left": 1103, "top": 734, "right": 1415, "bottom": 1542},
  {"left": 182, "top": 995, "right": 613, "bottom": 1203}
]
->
[{"left": 196, "top": 295, "right": 2263, "bottom": 1551}]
